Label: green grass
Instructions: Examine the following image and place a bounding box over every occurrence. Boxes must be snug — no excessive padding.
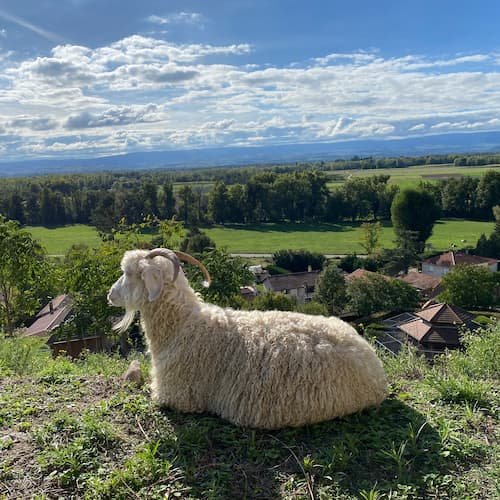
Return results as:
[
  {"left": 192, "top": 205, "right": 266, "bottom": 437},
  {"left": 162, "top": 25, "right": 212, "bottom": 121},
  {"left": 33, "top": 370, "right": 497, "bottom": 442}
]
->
[
  {"left": 204, "top": 219, "right": 494, "bottom": 254},
  {"left": 26, "top": 224, "right": 102, "bottom": 255},
  {"left": 0, "top": 323, "right": 498, "bottom": 498},
  {"left": 26, "top": 219, "right": 495, "bottom": 255},
  {"left": 327, "top": 164, "right": 500, "bottom": 190}
]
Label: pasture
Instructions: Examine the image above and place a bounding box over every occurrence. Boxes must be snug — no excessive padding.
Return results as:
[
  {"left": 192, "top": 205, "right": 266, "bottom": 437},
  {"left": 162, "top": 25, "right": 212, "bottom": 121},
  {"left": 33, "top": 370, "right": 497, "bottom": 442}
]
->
[
  {"left": 326, "top": 164, "right": 500, "bottom": 190},
  {"left": 27, "top": 219, "right": 494, "bottom": 255}
]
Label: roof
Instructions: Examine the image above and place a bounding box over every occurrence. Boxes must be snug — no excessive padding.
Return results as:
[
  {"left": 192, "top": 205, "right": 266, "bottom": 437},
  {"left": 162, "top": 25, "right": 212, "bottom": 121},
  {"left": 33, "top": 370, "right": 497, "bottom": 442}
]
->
[
  {"left": 424, "top": 251, "right": 499, "bottom": 268},
  {"left": 401, "top": 271, "right": 441, "bottom": 291},
  {"left": 264, "top": 271, "right": 320, "bottom": 292},
  {"left": 393, "top": 302, "right": 478, "bottom": 347},
  {"left": 23, "top": 294, "right": 73, "bottom": 337},
  {"left": 399, "top": 319, "right": 462, "bottom": 346},
  {"left": 415, "top": 303, "right": 474, "bottom": 325}
]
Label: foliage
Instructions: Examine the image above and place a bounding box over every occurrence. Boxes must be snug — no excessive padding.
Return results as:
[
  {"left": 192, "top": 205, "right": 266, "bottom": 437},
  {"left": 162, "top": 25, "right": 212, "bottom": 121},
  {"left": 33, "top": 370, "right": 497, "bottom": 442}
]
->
[
  {"left": 245, "top": 292, "right": 298, "bottom": 311},
  {"left": 360, "top": 221, "right": 382, "bottom": 254},
  {"left": 439, "top": 264, "right": 499, "bottom": 309},
  {"left": 338, "top": 253, "right": 364, "bottom": 273},
  {"left": 0, "top": 216, "right": 57, "bottom": 333},
  {"left": 313, "top": 263, "right": 348, "bottom": 314},
  {"left": 272, "top": 248, "right": 326, "bottom": 272},
  {"left": 296, "top": 300, "right": 329, "bottom": 315},
  {"left": 180, "top": 228, "right": 216, "bottom": 254},
  {"left": 347, "top": 273, "right": 420, "bottom": 316},
  {"left": 474, "top": 205, "right": 500, "bottom": 258},
  {"left": 391, "top": 188, "right": 441, "bottom": 252},
  {"left": 189, "top": 248, "right": 253, "bottom": 307}
]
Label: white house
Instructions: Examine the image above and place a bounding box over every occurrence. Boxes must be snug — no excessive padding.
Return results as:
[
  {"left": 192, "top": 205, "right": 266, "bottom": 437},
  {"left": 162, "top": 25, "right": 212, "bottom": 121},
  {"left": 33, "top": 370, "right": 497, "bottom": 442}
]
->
[{"left": 422, "top": 251, "right": 499, "bottom": 277}]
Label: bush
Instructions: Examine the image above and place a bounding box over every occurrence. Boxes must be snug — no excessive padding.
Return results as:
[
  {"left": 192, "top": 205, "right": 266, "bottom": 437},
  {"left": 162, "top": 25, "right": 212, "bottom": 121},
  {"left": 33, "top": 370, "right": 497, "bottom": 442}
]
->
[
  {"left": 246, "top": 292, "right": 297, "bottom": 311},
  {"left": 272, "top": 249, "right": 326, "bottom": 273},
  {"left": 338, "top": 253, "right": 364, "bottom": 273}
]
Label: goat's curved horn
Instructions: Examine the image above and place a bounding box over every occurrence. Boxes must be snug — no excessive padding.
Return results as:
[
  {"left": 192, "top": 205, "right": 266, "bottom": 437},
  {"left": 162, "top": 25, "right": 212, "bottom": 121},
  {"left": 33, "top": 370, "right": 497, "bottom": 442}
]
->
[
  {"left": 174, "top": 250, "right": 212, "bottom": 287},
  {"left": 146, "top": 248, "right": 180, "bottom": 282}
]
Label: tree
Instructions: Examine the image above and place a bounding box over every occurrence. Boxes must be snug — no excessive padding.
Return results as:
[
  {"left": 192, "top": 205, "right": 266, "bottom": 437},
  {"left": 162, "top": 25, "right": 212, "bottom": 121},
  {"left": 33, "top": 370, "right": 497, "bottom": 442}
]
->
[
  {"left": 347, "top": 273, "right": 419, "bottom": 316},
  {"left": 475, "top": 205, "right": 500, "bottom": 259},
  {"left": 177, "top": 185, "right": 198, "bottom": 226},
  {"left": 360, "top": 221, "right": 382, "bottom": 254},
  {"left": 208, "top": 181, "right": 229, "bottom": 223},
  {"left": 476, "top": 170, "right": 500, "bottom": 216},
  {"left": 272, "top": 249, "right": 326, "bottom": 273},
  {"left": 189, "top": 248, "right": 253, "bottom": 307},
  {"left": 0, "top": 217, "right": 56, "bottom": 334},
  {"left": 180, "top": 228, "right": 216, "bottom": 254},
  {"left": 160, "top": 182, "right": 176, "bottom": 219},
  {"left": 391, "top": 188, "right": 441, "bottom": 253},
  {"left": 439, "top": 265, "right": 498, "bottom": 309},
  {"left": 246, "top": 292, "right": 297, "bottom": 311},
  {"left": 314, "top": 263, "right": 348, "bottom": 314}
]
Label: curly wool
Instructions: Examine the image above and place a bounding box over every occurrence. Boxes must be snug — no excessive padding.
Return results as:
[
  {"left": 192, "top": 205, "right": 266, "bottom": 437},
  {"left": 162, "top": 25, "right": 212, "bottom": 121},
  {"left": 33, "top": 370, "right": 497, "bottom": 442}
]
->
[{"left": 119, "top": 250, "right": 389, "bottom": 429}]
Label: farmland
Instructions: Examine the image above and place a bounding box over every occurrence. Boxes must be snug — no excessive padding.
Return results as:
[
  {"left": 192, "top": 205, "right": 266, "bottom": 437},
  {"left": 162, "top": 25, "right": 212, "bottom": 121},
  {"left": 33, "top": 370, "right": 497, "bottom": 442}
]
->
[
  {"left": 26, "top": 219, "right": 494, "bottom": 255},
  {"left": 325, "top": 164, "right": 500, "bottom": 190}
]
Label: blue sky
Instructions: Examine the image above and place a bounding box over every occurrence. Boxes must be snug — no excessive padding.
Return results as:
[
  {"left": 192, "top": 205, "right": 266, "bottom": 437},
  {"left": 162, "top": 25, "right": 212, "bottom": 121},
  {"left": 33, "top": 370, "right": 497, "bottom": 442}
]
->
[{"left": 1, "top": 0, "right": 500, "bottom": 160}]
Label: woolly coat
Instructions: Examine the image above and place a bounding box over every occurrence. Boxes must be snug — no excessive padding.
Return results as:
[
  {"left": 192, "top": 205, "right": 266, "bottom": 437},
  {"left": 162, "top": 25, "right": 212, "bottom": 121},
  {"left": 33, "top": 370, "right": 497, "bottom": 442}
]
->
[{"left": 117, "top": 250, "right": 389, "bottom": 429}]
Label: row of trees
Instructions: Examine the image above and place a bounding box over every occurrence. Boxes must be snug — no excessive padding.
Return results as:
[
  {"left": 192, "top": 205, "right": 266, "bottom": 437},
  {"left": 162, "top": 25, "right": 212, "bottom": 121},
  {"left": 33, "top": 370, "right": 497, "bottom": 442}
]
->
[{"left": 1, "top": 163, "right": 500, "bottom": 229}]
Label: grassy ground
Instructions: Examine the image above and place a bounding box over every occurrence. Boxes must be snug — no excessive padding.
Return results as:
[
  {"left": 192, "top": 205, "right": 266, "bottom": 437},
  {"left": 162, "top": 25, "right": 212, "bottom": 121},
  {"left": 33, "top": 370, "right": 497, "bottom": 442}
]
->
[
  {"left": 0, "top": 324, "right": 498, "bottom": 499},
  {"left": 326, "top": 164, "right": 500, "bottom": 191},
  {"left": 26, "top": 224, "right": 103, "bottom": 255},
  {"left": 26, "top": 219, "right": 494, "bottom": 255},
  {"left": 204, "top": 219, "right": 494, "bottom": 254}
]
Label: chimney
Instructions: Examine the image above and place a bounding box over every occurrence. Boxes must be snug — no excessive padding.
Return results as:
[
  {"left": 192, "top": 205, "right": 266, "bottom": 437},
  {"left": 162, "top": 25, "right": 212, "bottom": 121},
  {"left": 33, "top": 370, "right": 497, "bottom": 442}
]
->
[
  {"left": 307, "top": 265, "right": 312, "bottom": 272},
  {"left": 49, "top": 301, "right": 54, "bottom": 314}
]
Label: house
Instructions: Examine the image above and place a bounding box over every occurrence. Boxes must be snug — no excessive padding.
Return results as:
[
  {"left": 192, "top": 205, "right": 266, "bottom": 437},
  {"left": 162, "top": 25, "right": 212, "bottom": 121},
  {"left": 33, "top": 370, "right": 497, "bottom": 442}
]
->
[
  {"left": 382, "top": 301, "right": 479, "bottom": 357},
  {"left": 23, "top": 294, "right": 73, "bottom": 337},
  {"left": 400, "top": 271, "right": 442, "bottom": 298},
  {"left": 422, "top": 251, "right": 499, "bottom": 277},
  {"left": 262, "top": 270, "right": 320, "bottom": 304},
  {"left": 240, "top": 285, "right": 258, "bottom": 300}
]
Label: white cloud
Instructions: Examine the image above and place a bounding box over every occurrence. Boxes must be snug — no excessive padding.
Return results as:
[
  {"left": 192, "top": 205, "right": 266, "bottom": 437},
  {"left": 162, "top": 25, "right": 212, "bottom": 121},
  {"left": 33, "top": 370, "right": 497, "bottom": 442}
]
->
[
  {"left": 2, "top": 36, "right": 500, "bottom": 159},
  {"left": 146, "top": 12, "right": 205, "bottom": 27}
]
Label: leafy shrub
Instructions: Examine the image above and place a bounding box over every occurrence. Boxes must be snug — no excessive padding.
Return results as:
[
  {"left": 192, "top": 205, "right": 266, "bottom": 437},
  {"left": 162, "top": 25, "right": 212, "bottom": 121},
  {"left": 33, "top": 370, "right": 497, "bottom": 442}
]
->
[
  {"left": 0, "top": 335, "right": 50, "bottom": 376},
  {"left": 272, "top": 249, "right": 326, "bottom": 272},
  {"left": 246, "top": 292, "right": 297, "bottom": 311}
]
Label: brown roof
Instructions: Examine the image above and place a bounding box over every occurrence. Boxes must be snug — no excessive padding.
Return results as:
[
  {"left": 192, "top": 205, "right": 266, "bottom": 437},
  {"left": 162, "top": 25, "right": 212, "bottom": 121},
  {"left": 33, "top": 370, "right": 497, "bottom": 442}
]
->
[
  {"left": 401, "top": 271, "right": 441, "bottom": 291},
  {"left": 415, "top": 303, "right": 473, "bottom": 325},
  {"left": 396, "top": 302, "right": 478, "bottom": 347},
  {"left": 399, "top": 319, "right": 462, "bottom": 346},
  {"left": 424, "top": 251, "right": 499, "bottom": 268},
  {"left": 264, "top": 271, "right": 320, "bottom": 292},
  {"left": 23, "top": 294, "right": 73, "bottom": 337}
]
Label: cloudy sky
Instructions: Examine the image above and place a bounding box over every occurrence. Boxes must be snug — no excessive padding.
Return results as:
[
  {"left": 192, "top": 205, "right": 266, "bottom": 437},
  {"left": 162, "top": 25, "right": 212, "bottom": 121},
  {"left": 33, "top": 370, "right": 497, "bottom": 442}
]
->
[{"left": 1, "top": 0, "right": 500, "bottom": 161}]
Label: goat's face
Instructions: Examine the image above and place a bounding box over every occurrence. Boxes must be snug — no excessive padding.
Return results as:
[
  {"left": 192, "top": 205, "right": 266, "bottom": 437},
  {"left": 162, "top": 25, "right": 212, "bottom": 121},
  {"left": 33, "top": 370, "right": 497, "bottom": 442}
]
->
[{"left": 108, "top": 249, "right": 180, "bottom": 332}]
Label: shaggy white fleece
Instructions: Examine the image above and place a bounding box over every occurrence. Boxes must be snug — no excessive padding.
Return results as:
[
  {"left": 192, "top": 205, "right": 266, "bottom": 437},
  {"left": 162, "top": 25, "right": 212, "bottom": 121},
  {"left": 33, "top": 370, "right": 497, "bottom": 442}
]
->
[{"left": 108, "top": 249, "right": 388, "bottom": 429}]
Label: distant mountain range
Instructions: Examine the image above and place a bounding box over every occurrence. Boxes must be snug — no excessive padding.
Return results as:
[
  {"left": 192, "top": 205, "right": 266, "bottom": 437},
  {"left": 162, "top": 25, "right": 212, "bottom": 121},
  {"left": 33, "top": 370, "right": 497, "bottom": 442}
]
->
[{"left": 1, "top": 131, "right": 500, "bottom": 177}]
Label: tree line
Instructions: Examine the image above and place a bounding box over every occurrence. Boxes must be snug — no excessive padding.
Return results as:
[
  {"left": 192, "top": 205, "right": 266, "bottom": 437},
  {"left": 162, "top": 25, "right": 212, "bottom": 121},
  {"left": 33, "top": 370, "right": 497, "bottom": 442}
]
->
[{"left": 0, "top": 163, "right": 499, "bottom": 230}]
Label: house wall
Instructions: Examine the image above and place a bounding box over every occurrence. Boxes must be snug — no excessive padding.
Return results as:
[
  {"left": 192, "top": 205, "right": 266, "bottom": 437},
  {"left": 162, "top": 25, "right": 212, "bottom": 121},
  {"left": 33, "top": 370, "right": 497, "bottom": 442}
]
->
[{"left": 422, "top": 263, "right": 449, "bottom": 277}]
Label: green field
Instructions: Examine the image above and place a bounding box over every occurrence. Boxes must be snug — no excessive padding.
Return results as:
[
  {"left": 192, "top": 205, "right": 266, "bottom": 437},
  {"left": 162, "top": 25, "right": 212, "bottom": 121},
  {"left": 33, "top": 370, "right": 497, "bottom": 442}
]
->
[
  {"left": 26, "top": 224, "right": 103, "bottom": 255},
  {"left": 27, "top": 219, "right": 495, "bottom": 255},
  {"left": 326, "top": 164, "right": 500, "bottom": 190}
]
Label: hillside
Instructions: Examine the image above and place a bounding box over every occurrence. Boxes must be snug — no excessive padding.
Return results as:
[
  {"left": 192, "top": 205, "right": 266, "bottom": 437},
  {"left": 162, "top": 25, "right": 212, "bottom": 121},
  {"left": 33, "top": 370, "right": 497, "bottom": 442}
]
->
[{"left": 0, "top": 325, "right": 498, "bottom": 499}]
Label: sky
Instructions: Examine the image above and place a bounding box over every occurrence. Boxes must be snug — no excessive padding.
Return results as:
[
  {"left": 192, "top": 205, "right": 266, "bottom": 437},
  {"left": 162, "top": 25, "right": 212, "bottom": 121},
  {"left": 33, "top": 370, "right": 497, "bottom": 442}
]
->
[{"left": 1, "top": 0, "right": 500, "bottom": 161}]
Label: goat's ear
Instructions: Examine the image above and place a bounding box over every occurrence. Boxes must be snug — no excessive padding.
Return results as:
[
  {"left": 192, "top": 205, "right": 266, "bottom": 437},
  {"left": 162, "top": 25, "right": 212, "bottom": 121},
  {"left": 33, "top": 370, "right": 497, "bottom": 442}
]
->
[{"left": 141, "top": 265, "right": 163, "bottom": 302}]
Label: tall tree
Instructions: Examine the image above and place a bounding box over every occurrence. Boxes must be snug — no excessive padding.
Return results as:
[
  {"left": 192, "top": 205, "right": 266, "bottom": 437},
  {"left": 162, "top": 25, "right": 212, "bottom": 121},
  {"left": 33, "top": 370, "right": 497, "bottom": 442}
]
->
[
  {"left": 313, "top": 263, "right": 347, "bottom": 314},
  {"left": 391, "top": 188, "right": 441, "bottom": 253},
  {"left": 0, "top": 217, "right": 55, "bottom": 334}
]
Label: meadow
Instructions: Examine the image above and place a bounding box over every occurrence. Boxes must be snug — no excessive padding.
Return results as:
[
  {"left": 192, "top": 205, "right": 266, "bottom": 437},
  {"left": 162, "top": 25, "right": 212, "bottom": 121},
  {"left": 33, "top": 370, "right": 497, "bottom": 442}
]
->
[
  {"left": 27, "top": 219, "right": 495, "bottom": 255},
  {"left": 325, "top": 163, "right": 500, "bottom": 190},
  {"left": 1, "top": 325, "right": 498, "bottom": 498}
]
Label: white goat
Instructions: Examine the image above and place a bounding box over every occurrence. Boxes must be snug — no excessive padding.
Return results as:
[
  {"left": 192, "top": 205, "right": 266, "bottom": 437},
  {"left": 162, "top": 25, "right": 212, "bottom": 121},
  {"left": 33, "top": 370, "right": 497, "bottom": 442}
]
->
[{"left": 108, "top": 248, "right": 388, "bottom": 429}]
